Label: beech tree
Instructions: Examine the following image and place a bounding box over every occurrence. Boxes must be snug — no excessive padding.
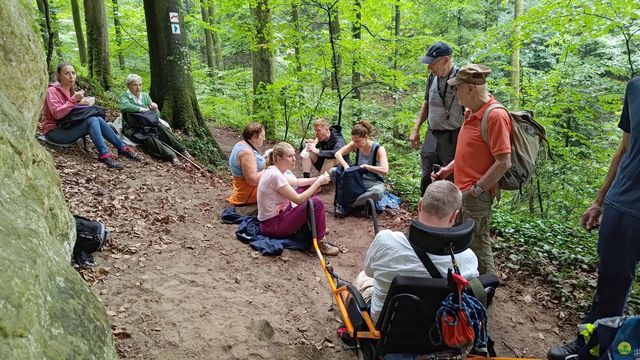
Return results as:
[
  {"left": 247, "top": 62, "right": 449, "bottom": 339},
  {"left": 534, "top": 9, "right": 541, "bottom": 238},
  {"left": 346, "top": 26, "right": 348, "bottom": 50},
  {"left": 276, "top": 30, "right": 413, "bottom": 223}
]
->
[
  {"left": 84, "top": 0, "right": 111, "bottom": 90},
  {"left": 70, "top": 0, "right": 87, "bottom": 66},
  {"left": 250, "top": 0, "right": 275, "bottom": 138},
  {"left": 143, "top": 0, "right": 224, "bottom": 164}
]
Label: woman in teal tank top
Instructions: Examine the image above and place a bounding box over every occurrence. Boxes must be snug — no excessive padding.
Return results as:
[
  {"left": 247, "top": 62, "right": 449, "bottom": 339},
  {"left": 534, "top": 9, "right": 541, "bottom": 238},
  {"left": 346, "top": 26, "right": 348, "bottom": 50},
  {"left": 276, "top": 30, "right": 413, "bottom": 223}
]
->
[{"left": 227, "top": 122, "right": 266, "bottom": 205}]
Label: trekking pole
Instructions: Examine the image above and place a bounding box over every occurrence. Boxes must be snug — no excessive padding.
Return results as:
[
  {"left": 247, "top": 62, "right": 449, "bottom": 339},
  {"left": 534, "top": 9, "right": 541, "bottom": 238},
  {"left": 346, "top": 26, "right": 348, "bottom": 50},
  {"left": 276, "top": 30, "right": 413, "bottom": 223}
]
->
[{"left": 157, "top": 139, "right": 204, "bottom": 171}]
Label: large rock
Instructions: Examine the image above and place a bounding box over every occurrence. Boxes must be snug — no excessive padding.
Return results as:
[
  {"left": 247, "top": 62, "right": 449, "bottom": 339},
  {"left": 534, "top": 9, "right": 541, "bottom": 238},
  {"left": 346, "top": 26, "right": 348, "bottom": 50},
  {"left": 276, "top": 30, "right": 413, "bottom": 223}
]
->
[{"left": 0, "top": 1, "right": 116, "bottom": 359}]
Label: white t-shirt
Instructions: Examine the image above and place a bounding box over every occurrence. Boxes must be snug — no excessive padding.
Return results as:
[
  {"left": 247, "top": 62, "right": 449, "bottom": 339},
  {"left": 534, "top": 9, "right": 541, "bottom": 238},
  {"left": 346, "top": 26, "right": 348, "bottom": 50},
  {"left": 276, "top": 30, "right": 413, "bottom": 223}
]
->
[
  {"left": 257, "top": 166, "right": 291, "bottom": 221},
  {"left": 364, "top": 229, "right": 479, "bottom": 323}
]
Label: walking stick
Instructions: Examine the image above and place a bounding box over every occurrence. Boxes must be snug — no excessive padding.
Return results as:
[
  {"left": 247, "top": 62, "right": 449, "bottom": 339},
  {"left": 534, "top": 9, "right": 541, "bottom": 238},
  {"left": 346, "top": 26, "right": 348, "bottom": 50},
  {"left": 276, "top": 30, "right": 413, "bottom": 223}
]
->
[{"left": 157, "top": 139, "right": 204, "bottom": 171}]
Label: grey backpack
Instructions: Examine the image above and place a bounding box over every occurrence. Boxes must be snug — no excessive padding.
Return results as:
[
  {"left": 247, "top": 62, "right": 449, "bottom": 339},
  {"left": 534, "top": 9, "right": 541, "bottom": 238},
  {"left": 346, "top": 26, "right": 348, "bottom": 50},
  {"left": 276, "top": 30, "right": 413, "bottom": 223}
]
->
[{"left": 481, "top": 104, "right": 548, "bottom": 191}]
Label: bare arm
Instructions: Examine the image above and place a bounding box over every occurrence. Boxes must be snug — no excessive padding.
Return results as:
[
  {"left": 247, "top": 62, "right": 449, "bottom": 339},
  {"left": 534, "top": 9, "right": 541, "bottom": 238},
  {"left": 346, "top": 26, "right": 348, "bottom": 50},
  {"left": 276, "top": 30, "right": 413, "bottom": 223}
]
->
[
  {"left": 409, "top": 101, "right": 429, "bottom": 149},
  {"left": 334, "top": 142, "right": 357, "bottom": 169},
  {"left": 288, "top": 174, "right": 319, "bottom": 188},
  {"left": 238, "top": 149, "right": 262, "bottom": 186},
  {"left": 582, "top": 132, "right": 630, "bottom": 229},
  {"left": 362, "top": 146, "right": 389, "bottom": 176},
  {"left": 432, "top": 160, "right": 455, "bottom": 181},
  {"left": 277, "top": 173, "right": 330, "bottom": 205},
  {"left": 474, "top": 153, "right": 511, "bottom": 195}
]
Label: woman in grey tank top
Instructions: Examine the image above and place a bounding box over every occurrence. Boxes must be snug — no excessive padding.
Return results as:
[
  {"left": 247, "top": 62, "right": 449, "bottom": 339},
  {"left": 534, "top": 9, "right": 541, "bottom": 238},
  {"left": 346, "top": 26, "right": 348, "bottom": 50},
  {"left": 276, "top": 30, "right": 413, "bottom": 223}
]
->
[{"left": 331, "top": 121, "right": 389, "bottom": 214}]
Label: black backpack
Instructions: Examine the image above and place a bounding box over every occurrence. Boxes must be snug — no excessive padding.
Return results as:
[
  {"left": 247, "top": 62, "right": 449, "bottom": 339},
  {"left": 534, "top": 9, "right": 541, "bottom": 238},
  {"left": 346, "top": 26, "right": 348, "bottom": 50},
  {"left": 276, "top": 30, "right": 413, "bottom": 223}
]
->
[
  {"left": 333, "top": 143, "right": 382, "bottom": 215},
  {"left": 73, "top": 215, "right": 108, "bottom": 261}
]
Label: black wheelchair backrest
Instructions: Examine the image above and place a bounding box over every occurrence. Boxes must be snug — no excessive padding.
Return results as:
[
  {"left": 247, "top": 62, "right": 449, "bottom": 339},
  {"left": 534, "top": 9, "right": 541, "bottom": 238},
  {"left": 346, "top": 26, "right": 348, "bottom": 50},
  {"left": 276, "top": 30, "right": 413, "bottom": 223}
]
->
[{"left": 375, "top": 273, "right": 500, "bottom": 356}]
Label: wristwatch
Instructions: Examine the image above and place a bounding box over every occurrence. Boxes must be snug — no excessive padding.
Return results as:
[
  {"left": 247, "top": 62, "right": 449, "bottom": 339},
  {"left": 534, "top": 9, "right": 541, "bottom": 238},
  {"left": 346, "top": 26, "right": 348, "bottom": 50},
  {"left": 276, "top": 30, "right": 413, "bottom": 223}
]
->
[{"left": 472, "top": 183, "right": 484, "bottom": 196}]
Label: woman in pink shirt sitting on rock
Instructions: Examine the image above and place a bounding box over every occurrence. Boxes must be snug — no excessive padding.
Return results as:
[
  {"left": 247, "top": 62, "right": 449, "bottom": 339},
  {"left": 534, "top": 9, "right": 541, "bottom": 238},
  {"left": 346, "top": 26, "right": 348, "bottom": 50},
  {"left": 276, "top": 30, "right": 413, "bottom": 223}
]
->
[{"left": 257, "top": 142, "right": 339, "bottom": 256}]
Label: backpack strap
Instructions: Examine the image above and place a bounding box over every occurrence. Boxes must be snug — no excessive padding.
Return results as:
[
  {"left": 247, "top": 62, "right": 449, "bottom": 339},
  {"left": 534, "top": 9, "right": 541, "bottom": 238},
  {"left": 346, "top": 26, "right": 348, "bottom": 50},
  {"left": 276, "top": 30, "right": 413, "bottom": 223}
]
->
[
  {"left": 480, "top": 103, "right": 510, "bottom": 144},
  {"left": 369, "top": 143, "right": 379, "bottom": 166},
  {"left": 467, "top": 277, "right": 488, "bottom": 308},
  {"left": 406, "top": 233, "right": 443, "bottom": 279},
  {"left": 425, "top": 74, "right": 435, "bottom": 101}
]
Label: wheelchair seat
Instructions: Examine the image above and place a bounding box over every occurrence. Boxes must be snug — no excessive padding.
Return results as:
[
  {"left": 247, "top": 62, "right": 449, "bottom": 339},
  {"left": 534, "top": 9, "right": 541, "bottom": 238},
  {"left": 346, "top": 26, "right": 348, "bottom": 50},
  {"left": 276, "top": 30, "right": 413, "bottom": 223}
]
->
[{"left": 349, "top": 273, "right": 500, "bottom": 359}]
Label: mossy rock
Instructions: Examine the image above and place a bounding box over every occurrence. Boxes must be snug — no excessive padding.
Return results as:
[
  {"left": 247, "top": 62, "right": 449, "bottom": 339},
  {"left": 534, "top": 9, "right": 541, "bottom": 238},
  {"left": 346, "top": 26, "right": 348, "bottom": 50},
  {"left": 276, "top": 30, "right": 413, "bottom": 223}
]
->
[{"left": 0, "top": 1, "right": 116, "bottom": 359}]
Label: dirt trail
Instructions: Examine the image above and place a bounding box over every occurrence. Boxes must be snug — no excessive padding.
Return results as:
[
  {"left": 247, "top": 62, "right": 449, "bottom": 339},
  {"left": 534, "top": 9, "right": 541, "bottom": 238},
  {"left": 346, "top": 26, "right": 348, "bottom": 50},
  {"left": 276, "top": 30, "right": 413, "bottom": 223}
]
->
[{"left": 47, "top": 126, "right": 574, "bottom": 359}]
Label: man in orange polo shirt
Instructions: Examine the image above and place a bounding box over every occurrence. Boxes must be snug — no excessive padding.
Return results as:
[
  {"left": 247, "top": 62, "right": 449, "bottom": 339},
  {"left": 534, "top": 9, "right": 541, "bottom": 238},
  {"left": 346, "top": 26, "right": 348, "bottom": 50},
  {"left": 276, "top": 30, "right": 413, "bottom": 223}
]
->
[{"left": 432, "top": 64, "right": 512, "bottom": 274}]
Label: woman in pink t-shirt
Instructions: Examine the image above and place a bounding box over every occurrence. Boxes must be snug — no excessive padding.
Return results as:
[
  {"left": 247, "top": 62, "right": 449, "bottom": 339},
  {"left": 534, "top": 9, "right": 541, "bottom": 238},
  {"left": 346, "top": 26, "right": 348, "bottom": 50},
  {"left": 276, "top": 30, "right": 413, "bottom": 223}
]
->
[{"left": 257, "top": 142, "right": 339, "bottom": 256}]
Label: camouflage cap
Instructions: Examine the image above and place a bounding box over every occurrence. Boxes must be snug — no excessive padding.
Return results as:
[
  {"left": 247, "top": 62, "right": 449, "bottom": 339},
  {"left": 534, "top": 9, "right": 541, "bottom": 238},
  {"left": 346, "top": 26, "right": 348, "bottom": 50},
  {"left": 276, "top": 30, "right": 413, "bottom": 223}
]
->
[{"left": 447, "top": 64, "right": 492, "bottom": 86}]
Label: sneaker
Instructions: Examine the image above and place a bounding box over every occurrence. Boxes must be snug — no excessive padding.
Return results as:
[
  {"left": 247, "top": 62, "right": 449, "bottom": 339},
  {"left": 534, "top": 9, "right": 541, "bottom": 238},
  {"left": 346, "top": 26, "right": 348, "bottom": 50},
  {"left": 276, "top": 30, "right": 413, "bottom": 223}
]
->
[
  {"left": 171, "top": 157, "right": 181, "bottom": 166},
  {"left": 98, "top": 154, "right": 124, "bottom": 170},
  {"left": 118, "top": 146, "right": 142, "bottom": 161},
  {"left": 318, "top": 239, "right": 339, "bottom": 256},
  {"left": 548, "top": 339, "right": 581, "bottom": 360}
]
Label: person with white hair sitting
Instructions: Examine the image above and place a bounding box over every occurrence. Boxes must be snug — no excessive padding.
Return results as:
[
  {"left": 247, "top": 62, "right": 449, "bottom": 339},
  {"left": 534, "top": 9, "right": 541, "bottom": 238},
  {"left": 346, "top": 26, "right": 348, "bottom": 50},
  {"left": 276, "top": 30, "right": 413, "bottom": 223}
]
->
[{"left": 118, "top": 74, "right": 191, "bottom": 165}]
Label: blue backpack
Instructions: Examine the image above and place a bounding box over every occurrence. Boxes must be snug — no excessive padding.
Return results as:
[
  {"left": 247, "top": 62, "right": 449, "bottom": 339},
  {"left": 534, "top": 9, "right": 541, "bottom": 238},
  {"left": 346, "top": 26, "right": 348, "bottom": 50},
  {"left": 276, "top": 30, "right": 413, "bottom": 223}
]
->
[{"left": 578, "top": 315, "right": 640, "bottom": 360}]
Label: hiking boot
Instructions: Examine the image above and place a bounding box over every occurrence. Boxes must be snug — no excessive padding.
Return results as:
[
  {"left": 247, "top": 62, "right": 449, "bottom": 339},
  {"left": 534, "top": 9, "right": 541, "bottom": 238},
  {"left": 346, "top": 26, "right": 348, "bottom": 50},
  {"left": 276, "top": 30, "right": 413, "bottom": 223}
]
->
[
  {"left": 98, "top": 154, "right": 124, "bottom": 170},
  {"left": 118, "top": 146, "right": 142, "bottom": 161},
  {"left": 318, "top": 239, "right": 339, "bottom": 256},
  {"left": 548, "top": 339, "right": 581, "bottom": 360},
  {"left": 171, "top": 157, "right": 181, "bottom": 166}
]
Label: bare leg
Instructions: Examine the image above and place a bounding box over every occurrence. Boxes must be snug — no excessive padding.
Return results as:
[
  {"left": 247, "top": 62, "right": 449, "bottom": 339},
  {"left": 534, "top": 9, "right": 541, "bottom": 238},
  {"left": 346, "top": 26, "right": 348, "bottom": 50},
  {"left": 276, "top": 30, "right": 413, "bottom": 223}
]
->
[{"left": 319, "top": 158, "right": 338, "bottom": 174}]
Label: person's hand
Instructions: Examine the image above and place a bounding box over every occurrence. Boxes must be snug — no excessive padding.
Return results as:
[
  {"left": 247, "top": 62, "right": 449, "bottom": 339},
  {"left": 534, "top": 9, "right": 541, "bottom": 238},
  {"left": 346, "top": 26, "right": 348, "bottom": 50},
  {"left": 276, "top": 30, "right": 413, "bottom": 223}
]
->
[
  {"left": 73, "top": 89, "right": 85, "bottom": 101},
  {"left": 316, "top": 172, "right": 330, "bottom": 186},
  {"left": 409, "top": 126, "right": 421, "bottom": 149},
  {"left": 305, "top": 142, "right": 318, "bottom": 154},
  {"left": 150, "top": 102, "right": 159, "bottom": 112},
  {"left": 431, "top": 165, "right": 453, "bottom": 182},
  {"left": 582, "top": 203, "right": 602, "bottom": 230}
]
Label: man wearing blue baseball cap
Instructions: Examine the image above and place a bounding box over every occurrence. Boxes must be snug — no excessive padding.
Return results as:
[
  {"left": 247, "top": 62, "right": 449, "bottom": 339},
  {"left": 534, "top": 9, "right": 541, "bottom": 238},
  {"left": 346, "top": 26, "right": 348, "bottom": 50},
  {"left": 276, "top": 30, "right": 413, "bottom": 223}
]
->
[{"left": 409, "top": 41, "right": 465, "bottom": 196}]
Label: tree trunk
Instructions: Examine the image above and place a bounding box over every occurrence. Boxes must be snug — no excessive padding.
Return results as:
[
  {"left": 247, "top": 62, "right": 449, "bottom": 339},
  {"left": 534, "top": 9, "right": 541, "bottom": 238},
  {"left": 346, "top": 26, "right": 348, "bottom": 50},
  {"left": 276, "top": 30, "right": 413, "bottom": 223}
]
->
[
  {"left": 510, "top": 0, "right": 523, "bottom": 108},
  {"left": 392, "top": 2, "right": 400, "bottom": 72},
  {"left": 200, "top": 0, "right": 215, "bottom": 70},
  {"left": 208, "top": 1, "right": 224, "bottom": 71},
  {"left": 35, "top": 0, "right": 54, "bottom": 73},
  {"left": 250, "top": 0, "right": 276, "bottom": 138},
  {"left": 84, "top": 0, "right": 111, "bottom": 90},
  {"left": 50, "top": 5, "right": 64, "bottom": 61},
  {"left": 329, "top": 8, "right": 341, "bottom": 90},
  {"left": 291, "top": 4, "right": 302, "bottom": 73},
  {"left": 351, "top": 0, "right": 362, "bottom": 120},
  {"left": 143, "top": 0, "right": 224, "bottom": 165},
  {"left": 111, "top": 0, "right": 125, "bottom": 69},
  {"left": 70, "top": 0, "right": 87, "bottom": 66}
]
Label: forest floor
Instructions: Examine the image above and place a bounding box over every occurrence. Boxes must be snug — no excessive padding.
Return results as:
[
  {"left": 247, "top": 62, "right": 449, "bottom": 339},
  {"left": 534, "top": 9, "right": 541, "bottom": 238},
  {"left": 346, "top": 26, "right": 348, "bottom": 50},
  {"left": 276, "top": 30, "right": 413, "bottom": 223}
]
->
[{"left": 45, "top": 125, "right": 578, "bottom": 359}]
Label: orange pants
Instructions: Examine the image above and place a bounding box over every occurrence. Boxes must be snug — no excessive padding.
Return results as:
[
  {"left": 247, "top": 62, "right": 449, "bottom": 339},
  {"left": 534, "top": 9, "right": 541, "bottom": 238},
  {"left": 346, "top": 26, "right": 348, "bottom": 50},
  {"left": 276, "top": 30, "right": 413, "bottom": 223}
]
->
[{"left": 227, "top": 177, "right": 257, "bottom": 205}]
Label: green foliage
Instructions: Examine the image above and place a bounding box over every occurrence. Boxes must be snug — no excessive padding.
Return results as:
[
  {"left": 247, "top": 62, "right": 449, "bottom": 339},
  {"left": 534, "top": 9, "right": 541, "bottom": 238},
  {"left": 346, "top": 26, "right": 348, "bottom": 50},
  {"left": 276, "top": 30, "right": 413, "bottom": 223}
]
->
[
  {"left": 38, "top": 0, "right": 640, "bottom": 315},
  {"left": 493, "top": 208, "right": 640, "bottom": 314}
]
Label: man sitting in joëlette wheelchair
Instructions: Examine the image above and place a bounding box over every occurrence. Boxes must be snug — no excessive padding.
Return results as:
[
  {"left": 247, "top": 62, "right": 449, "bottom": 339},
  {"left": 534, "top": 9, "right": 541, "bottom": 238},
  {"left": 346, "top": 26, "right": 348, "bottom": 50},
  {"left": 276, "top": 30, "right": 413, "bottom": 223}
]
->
[{"left": 310, "top": 180, "right": 502, "bottom": 360}]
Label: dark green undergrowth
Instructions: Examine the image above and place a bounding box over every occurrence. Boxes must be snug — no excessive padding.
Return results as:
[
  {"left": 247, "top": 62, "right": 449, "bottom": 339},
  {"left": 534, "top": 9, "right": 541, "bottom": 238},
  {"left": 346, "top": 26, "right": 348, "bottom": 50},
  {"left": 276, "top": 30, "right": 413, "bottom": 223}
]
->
[{"left": 493, "top": 208, "right": 640, "bottom": 315}]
